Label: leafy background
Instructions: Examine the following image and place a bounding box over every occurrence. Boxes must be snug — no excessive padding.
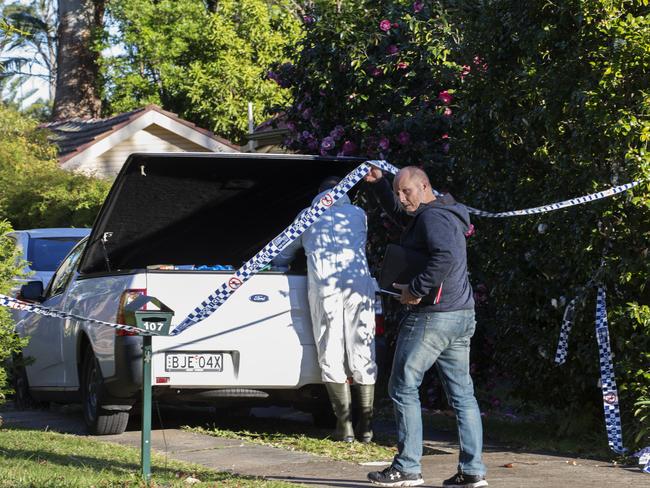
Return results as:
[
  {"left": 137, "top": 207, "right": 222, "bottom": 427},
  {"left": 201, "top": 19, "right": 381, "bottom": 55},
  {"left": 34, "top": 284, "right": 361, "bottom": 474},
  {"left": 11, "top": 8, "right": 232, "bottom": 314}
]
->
[
  {"left": 277, "top": 0, "right": 649, "bottom": 450},
  {"left": 0, "top": 0, "right": 647, "bottom": 452}
]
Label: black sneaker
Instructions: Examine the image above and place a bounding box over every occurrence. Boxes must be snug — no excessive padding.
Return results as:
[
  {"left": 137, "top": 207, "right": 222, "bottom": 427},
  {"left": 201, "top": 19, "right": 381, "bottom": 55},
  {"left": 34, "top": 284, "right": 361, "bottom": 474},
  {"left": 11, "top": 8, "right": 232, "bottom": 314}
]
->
[
  {"left": 367, "top": 465, "right": 424, "bottom": 487},
  {"left": 442, "top": 472, "right": 488, "bottom": 488}
]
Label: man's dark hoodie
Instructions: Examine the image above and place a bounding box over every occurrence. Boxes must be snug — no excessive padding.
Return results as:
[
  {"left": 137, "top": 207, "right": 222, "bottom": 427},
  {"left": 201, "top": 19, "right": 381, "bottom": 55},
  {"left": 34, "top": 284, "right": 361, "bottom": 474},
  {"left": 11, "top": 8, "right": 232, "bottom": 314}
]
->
[{"left": 372, "top": 177, "right": 474, "bottom": 312}]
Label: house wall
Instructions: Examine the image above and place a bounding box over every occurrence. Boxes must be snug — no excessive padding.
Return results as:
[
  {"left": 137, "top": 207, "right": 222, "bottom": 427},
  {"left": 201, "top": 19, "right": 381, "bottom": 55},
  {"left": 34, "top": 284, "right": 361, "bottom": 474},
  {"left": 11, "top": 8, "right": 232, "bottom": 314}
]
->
[{"left": 71, "top": 125, "right": 213, "bottom": 179}]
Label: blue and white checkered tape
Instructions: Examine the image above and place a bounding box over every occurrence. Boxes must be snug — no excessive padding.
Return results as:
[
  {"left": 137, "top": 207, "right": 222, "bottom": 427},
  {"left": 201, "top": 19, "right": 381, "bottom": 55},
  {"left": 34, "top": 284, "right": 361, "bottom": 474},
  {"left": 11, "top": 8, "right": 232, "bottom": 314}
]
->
[
  {"left": 553, "top": 298, "right": 577, "bottom": 365},
  {"left": 555, "top": 287, "right": 628, "bottom": 455},
  {"left": 0, "top": 293, "right": 153, "bottom": 335},
  {"left": 464, "top": 181, "right": 639, "bottom": 218},
  {"left": 634, "top": 447, "right": 650, "bottom": 474},
  {"left": 594, "top": 287, "right": 627, "bottom": 455},
  {"left": 173, "top": 160, "right": 640, "bottom": 334},
  {"left": 374, "top": 159, "right": 638, "bottom": 218},
  {"left": 0, "top": 159, "right": 639, "bottom": 340},
  {"left": 171, "top": 161, "right": 386, "bottom": 334}
]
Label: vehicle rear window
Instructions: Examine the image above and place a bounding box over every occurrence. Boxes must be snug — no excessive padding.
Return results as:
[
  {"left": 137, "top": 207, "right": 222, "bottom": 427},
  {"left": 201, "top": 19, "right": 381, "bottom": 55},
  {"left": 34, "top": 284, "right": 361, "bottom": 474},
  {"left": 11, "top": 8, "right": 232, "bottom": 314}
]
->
[{"left": 27, "top": 237, "right": 84, "bottom": 271}]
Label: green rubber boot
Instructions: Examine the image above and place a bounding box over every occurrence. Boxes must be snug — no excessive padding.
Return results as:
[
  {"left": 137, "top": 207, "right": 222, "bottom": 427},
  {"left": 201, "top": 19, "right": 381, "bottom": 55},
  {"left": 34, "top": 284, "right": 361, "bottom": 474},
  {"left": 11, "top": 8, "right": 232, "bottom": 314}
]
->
[
  {"left": 352, "top": 384, "right": 374, "bottom": 443},
  {"left": 324, "top": 382, "right": 354, "bottom": 442}
]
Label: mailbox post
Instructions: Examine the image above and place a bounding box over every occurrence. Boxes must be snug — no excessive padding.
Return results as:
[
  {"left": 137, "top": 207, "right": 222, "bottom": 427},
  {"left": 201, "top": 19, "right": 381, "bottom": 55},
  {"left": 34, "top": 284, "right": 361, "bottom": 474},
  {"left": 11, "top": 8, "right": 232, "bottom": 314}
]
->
[{"left": 123, "top": 296, "right": 174, "bottom": 485}]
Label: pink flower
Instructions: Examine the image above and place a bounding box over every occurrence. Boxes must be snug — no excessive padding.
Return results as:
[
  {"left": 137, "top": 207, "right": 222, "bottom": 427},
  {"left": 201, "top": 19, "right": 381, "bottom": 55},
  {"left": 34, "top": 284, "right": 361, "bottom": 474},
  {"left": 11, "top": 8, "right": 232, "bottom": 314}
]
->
[
  {"left": 379, "top": 19, "right": 392, "bottom": 31},
  {"left": 342, "top": 140, "right": 357, "bottom": 155},
  {"left": 438, "top": 90, "right": 453, "bottom": 105},
  {"left": 460, "top": 64, "right": 471, "bottom": 80},
  {"left": 371, "top": 67, "right": 383, "bottom": 77},
  {"left": 398, "top": 131, "right": 411, "bottom": 145},
  {"left": 387, "top": 44, "right": 399, "bottom": 55},
  {"left": 473, "top": 55, "right": 488, "bottom": 72},
  {"left": 414, "top": 1, "right": 424, "bottom": 13},
  {"left": 444, "top": 107, "right": 453, "bottom": 117},
  {"left": 441, "top": 133, "right": 449, "bottom": 139},
  {"left": 464, "top": 223, "right": 475, "bottom": 237},
  {"left": 392, "top": 22, "right": 399, "bottom": 28},
  {"left": 397, "top": 61, "right": 409, "bottom": 70},
  {"left": 378, "top": 137, "right": 390, "bottom": 150},
  {"left": 320, "top": 136, "right": 335, "bottom": 151}
]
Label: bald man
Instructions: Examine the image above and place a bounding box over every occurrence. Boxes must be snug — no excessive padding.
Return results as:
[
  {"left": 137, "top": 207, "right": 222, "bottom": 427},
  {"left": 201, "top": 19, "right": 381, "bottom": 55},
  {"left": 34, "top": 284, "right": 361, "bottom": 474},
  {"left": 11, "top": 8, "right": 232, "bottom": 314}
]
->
[{"left": 365, "top": 166, "right": 487, "bottom": 488}]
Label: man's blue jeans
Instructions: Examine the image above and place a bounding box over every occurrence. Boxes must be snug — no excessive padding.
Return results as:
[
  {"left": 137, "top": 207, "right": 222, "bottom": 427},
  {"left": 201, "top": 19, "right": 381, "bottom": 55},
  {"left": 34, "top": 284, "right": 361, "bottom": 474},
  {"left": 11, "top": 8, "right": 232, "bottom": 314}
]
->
[{"left": 389, "top": 308, "right": 486, "bottom": 476}]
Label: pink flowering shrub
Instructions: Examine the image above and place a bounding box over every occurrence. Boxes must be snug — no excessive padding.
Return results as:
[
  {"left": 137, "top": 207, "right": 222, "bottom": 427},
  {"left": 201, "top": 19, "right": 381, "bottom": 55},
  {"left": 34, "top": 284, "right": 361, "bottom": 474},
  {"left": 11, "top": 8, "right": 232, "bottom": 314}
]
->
[{"left": 273, "top": 1, "right": 460, "bottom": 177}]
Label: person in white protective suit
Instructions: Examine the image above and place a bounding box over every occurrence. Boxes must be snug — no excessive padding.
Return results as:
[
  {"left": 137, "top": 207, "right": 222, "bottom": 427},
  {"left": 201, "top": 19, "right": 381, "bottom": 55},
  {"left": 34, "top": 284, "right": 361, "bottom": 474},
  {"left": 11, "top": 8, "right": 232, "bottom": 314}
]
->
[{"left": 274, "top": 176, "right": 378, "bottom": 443}]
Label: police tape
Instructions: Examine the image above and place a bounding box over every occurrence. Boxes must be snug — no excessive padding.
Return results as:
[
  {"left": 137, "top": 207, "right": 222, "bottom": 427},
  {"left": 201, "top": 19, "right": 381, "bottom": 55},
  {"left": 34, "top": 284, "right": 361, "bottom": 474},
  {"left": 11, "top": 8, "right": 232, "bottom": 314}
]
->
[
  {"left": 0, "top": 157, "right": 644, "bottom": 467},
  {"left": 594, "top": 287, "right": 627, "bottom": 455},
  {"left": 172, "top": 160, "right": 398, "bottom": 335},
  {"left": 0, "top": 158, "right": 640, "bottom": 338},
  {"left": 368, "top": 159, "right": 640, "bottom": 218},
  {"left": 0, "top": 293, "right": 153, "bottom": 335},
  {"left": 636, "top": 447, "right": 650, "bottom": 474},
  {"left": 554, "top": 287, "right": 650, "bottom": 467},
  {"left": 463, "top": 181, "right": 640, "bottom": 218},
  {"left": 174, "top": 160, "right": 640, "bottom": 333}
]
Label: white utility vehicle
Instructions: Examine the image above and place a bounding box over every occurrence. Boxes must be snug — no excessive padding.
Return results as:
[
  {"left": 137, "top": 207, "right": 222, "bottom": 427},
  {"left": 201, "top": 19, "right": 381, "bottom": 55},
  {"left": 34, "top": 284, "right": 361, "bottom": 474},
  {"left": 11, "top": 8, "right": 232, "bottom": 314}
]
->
[{"left": 14, "top": 153, "right": 366, "bottom": 434}]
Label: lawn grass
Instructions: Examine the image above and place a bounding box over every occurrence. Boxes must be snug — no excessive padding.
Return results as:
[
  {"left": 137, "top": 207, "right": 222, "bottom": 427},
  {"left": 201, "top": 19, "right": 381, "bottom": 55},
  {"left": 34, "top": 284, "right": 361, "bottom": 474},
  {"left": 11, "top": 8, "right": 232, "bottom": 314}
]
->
[
  {"left": 186, "top": 415, "right": 397, "bottom": 464},
  {"left": 0, "top": 427, "right": 300, "bottom": 487},
  {"left": 189, "top": 404, "right": 615, "bottom": 465}
]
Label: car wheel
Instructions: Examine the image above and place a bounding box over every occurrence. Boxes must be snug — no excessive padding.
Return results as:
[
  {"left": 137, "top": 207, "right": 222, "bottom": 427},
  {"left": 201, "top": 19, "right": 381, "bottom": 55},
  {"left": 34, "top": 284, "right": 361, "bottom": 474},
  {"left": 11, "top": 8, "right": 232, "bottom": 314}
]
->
[
  {"left": 12, "top": 357, "right": 48, "bottom": 410},
  {"left": 81, "top": 347, "right": 129, "bottom": 435}
]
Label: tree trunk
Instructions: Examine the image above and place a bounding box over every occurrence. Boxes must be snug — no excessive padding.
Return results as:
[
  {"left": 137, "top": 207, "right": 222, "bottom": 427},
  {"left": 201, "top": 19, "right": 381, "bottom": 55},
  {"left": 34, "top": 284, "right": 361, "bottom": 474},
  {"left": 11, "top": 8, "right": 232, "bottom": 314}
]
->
[{"left": 51, "top": 0, "right": 105, "bottom": 120}]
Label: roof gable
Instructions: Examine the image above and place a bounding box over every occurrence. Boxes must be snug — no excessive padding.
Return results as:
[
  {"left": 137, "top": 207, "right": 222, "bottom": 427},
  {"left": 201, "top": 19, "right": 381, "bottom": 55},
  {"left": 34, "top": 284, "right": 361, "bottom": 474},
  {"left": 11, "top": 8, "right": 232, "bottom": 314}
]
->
[{"left": 41, "top": 105, "right": 241, "bottom": 167}]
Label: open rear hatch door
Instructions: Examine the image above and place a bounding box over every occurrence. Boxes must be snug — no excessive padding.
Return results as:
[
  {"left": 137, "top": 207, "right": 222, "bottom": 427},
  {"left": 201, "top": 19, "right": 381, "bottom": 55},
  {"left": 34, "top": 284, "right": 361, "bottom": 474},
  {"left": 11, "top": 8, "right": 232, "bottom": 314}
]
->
[{"left": 79, "top": 153, "right": 364, "bottom": 275}]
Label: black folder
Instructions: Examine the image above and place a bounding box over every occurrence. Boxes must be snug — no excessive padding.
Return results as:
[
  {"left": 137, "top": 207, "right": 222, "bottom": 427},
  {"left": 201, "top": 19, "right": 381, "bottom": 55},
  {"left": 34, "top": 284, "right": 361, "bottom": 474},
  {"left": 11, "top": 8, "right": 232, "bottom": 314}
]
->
[{"left": 379, "top": 243, "right": 435, "bottom": 303}]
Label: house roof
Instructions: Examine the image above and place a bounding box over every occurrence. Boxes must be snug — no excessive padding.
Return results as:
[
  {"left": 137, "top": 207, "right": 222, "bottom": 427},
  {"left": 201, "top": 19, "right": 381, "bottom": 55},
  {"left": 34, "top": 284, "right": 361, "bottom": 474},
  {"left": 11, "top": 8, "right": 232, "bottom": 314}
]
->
[
  {"left": 247, "top": 111, "right": 290, "bottom": 147},
  {"left": 41, "top": 104, "right": 240, "bottom": 164}
]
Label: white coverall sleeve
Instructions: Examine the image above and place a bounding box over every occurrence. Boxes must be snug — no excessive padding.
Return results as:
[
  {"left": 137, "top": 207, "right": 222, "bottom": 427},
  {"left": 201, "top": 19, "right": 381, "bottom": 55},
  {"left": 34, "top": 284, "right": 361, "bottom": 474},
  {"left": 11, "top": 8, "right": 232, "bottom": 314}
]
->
[
  {"left": 272, "top": 235, "right": 302, "bottom": 267},
  {"left": 272, "top": 210, "right": 307, "bottom": 267}
]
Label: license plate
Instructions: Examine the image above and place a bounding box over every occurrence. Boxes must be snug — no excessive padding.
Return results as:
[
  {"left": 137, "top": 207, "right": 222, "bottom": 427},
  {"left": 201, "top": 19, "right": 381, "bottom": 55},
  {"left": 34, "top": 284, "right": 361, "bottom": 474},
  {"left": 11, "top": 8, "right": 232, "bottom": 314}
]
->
[{"left": 165, "top": 352, "right": 223, "bottom": 372}]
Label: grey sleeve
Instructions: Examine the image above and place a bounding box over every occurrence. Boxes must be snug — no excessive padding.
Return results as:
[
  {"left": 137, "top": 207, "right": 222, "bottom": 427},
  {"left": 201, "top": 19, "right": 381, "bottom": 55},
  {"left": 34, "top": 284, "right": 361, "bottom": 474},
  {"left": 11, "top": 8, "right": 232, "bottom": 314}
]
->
[{"left": 272, "top": 235, "right": 302, "bottom": 267}]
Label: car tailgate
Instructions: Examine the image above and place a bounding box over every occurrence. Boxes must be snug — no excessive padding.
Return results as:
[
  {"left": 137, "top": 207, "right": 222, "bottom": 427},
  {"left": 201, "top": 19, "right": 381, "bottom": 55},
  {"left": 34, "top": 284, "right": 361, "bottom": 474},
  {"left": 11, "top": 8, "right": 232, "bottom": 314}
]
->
[{"left": 146, "top": 270, "right": 320, "bottom": 388}]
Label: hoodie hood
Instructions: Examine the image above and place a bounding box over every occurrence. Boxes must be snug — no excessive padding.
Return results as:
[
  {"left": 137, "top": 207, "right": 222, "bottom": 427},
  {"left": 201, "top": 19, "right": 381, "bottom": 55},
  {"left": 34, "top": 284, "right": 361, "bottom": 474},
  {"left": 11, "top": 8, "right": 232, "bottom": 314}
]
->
[{"left": 415, "top": 193, "right": 471, "bottom": 233}]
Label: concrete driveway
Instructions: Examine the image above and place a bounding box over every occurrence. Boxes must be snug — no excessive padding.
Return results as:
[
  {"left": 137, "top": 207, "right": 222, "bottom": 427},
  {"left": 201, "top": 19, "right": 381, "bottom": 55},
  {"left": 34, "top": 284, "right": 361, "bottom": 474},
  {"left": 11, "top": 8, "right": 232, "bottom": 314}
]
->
[{"left": 0, "top": 404, "right": 645, "bottom": 487}]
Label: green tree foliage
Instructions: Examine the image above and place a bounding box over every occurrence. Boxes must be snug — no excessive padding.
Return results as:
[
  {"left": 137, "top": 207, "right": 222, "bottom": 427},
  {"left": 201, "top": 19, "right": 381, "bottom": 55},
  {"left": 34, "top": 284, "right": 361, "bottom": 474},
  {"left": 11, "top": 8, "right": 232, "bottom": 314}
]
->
[
  {"left": 103, "top": 0, "right": 302, "bottom": 143},
  {"left": 0, "top": 0, "right": 57, "bottom": 101},
  {"left": 0, "top": 104, "right": 110, "bottom": 228},
  {"left": 274, "top": 0, "right": 461, "bottom": 302},
  {"left": 0, "top": 219, "right": 26, "bottom": 404},
  {"left": 277, "top": 0, "right": 458, "bottom": 172},
  {"left": 445, "top": 0, "right": 650, "bottom": 448},
  {"left": 282, "top": 0, "right": 649, "bottom": 449}
]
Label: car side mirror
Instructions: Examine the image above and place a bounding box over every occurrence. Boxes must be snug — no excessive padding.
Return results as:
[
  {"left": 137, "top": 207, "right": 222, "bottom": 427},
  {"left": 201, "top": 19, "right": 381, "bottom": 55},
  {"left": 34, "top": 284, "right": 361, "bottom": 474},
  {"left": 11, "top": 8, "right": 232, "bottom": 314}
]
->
[{"left": 19, "top": 281, "right": 44, "bottom": 302}]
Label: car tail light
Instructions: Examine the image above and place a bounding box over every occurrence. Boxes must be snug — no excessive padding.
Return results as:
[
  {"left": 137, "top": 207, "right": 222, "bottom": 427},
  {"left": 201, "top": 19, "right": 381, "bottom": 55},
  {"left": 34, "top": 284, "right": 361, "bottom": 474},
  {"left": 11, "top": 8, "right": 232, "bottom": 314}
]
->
[
  {"left": 375, "top": 315, "right": 385, "bottom": 336},
  {"left": 375, "top": 293, "right": 385, "bottom": 337},
  {"left": 156, "top": 377, "right": 170, "bottom": 384},
  {"left": 116, "top": 288, "right": 147, "bottom": 336}
]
